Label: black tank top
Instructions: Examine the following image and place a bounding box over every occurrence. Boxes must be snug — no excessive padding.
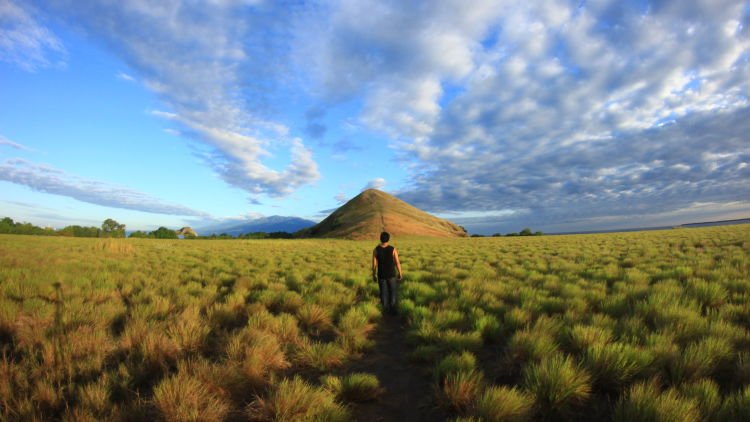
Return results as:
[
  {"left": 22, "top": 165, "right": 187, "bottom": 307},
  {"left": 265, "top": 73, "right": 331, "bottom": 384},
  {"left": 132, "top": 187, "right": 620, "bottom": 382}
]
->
[{"left": 376, "top": 245, "right": 396, "bottom": 278}]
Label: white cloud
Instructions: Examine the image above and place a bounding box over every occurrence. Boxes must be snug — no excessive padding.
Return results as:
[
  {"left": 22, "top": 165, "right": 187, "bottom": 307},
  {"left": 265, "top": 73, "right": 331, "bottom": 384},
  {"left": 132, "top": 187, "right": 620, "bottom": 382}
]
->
[
  {"left": 303, "top": 0, "right": 750, "bottom": 229},
  {"left": 9, "top": 0, "right": 750, "bottom": 231},
  {"left": 0, "top": 135, "right": 31, "bottom": 151},
  {"left": 116, "top": 71, "right": 135, "bottom": 82},
  {"left": 0, "top": 0, "right": 66, "bottom": 71},
  {"left": 363, "top": 177, "right": 386, "bottom": 191},
  {"left": 42, "top": 0, "right": 319, "bottom": 197},
  {"left": 0, "top": 159, "right": 209, "bottom": 216},
  {"left": 334, "top": 191, "right": 348, "bottom": 203}
]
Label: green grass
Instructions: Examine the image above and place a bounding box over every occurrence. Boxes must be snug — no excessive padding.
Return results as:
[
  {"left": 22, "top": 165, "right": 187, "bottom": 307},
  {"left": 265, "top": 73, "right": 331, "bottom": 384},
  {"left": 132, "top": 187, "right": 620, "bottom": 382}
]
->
[{"left": 0, "top": 225, "right": 748, "bottom": 420}]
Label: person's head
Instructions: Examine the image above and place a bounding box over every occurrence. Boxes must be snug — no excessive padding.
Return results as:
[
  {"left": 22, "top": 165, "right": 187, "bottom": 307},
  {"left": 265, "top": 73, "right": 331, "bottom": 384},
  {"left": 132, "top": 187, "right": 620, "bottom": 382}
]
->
[{"left": 380, "top": 231, "right": 390, "bottom": 243}]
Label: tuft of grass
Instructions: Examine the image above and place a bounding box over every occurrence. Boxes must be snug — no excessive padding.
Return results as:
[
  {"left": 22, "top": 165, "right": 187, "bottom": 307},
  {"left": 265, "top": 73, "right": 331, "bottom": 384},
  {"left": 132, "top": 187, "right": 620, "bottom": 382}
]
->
[
  {"left": 439, "top": 370, "right": 484, "bottom": 414},
  {"left": 522, "top": 354, "right": 591, "bottom": 419},
  {"left": 226, "top": 329, "right": 291, "bottom": 391},
  {"left": 336, "top": 308, "right": 375, "bottom": 353},
  {"left": 668, "top": 337, "right": 732, "bottom": 384},
  {"left": 506, "top": 329, "right": 559, "bottom": 365},
  {"left": 294, "top": 340, "right": 347, "bottom": 370},
  {"left": 338, "top": 373, "right": 382, "bottom": 402},
  {"left": 679, "top": 378, "right": 721, "bottom": 421},
  {"left": 562, "top": 324, "right": 612, "bottom": 353},
  {"left": 614, "top": 380, "right": 700, "bottom": 422},
  {"left": 686, "top": 278, "right": 728, "bottom": 310},
  {"left": 475, "top": 385, "right": 534, "bottom": 422},
  {"left": 319, "top": 374, "right": 343, "bottom": 394},
  {"left": 582, "top": 342, "right": 654, "bottom": 391},
  {"left": 167, "top": 306, "right": 210, "bottom": 355},
  {"left": 296, "top": 304, "right": 333, "bottom": 335},
  {"left": 736, "top": 352, "right": 750, "bottom": 386},
  {"left": 472, "top": 314, "right": 501, "bottom": 342},
  {"left": 246, "top": 376, "right": 350, "bottom": 421},
  {"left": 435, "top": 351, "right": 477, "bottom": 383},
  {"left": 152, "top": 372, "right": 231, "bottom": 422},
  {"left": 76, "top": 379, "right": 110, "bottom": 417},
  {"left": 438, "top": 329, "right": 484, "bottom": 352},
  {"left": 716, "top": 385, "right": 750, "bottom": 421}
]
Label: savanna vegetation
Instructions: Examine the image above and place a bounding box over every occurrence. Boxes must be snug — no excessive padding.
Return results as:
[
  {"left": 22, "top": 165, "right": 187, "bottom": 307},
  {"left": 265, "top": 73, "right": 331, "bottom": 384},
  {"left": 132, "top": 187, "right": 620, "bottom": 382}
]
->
[{"left": 0, "top": 225, "right": 748, "bottom": 421}]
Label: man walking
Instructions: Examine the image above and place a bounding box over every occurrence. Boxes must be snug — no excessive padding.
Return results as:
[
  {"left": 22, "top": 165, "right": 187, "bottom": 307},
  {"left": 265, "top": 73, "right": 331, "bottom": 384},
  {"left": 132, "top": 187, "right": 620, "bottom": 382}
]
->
[{"left": 372, "top": 231, "right": 402, "bottom": 315}]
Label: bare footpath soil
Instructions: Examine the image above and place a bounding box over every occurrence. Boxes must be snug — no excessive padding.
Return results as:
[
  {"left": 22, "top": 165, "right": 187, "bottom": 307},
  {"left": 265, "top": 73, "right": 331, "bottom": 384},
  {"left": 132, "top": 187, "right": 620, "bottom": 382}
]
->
[{"left": 347, "top": 314, "right": 447, "bottom": 422}]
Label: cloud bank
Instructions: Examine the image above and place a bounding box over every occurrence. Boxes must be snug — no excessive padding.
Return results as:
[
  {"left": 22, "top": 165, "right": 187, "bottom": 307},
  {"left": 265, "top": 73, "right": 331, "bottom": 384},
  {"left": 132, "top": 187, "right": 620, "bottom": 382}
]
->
[
  {"left": 38, "top": 0, "right": 319, "bottom": 197},
  {"left": 8, "top": 0, "right": 750, "bottom": 230},
  {"left": 303, "top": 0, "right": 750, "bottom": 229},
  {"left": 0, "top": 159, "right": 209, "bottom": 216}
]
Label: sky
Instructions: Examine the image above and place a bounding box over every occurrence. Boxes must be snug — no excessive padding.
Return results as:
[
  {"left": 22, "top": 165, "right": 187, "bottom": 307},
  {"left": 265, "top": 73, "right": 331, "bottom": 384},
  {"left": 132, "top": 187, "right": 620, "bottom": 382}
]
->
[{"left": 1, "top": 0, "right": 749, "bottom": 235}]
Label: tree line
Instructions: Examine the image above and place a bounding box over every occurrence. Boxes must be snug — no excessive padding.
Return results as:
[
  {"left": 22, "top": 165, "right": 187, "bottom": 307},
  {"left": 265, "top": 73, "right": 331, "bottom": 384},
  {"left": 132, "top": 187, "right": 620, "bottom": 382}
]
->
[
  {"left": 0, "top": 217, "right": 294, "bottom": 240},
  {"left": 0, "top": 217, "right": 127, "bottom": 238},
  {"left": 470, "top": 227, "right": 544, "bottom": 237}
]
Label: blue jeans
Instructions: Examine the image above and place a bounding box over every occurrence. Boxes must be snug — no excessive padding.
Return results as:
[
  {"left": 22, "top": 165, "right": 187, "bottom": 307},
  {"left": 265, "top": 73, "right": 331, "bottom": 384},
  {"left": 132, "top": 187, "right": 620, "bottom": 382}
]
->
[{"left": 378, "top": 277, "right": 398, "bottom": 312}]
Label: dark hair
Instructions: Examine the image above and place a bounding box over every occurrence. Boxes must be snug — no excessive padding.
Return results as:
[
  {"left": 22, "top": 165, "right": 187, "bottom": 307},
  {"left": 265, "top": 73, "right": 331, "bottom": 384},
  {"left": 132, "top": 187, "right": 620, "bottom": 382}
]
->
[{"left": 380, "top": 232, "right": 390, "bottom": 243}]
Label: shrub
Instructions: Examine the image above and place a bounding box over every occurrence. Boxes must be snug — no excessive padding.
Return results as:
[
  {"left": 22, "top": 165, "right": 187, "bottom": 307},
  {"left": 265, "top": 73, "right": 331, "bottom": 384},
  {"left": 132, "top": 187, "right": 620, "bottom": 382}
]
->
[
  {"left": 247, "top": 377, "right": 349, "bottom": 421},
  {"left": 475, "top": 385, "right": 534, "bottom": 422},
  {"left": 522, "top": 355, "right": 591, "bottom": 419},
  {"left": 614, "top": 380, "right": 700, "bottom": 422}
]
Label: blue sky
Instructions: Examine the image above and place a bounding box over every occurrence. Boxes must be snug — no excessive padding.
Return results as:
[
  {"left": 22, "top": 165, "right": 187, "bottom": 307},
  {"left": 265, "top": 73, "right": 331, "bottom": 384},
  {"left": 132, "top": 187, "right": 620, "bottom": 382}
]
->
[{"left": 1, "top": 0, "right": 749, "bottom": 234}]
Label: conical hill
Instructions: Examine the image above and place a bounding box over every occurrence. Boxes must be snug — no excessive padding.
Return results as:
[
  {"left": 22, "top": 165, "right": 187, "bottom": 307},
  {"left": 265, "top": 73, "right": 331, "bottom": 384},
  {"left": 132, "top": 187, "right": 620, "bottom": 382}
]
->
[{"left": 298, "top": 189, "right": 467, "bottom": 240}]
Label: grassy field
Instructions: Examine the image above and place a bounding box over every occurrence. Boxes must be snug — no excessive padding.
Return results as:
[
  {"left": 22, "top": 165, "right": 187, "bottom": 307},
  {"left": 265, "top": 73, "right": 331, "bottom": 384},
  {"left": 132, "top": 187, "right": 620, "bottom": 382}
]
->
[{"left": 0, "top": 225, "right": 749, "bottom": 421}]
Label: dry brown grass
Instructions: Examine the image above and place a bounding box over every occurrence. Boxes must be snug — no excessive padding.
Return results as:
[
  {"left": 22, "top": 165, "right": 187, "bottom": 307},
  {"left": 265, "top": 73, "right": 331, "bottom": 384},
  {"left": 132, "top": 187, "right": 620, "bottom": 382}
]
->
[{"left": 153, "top": 371, "right": 232, "bottom": 422}]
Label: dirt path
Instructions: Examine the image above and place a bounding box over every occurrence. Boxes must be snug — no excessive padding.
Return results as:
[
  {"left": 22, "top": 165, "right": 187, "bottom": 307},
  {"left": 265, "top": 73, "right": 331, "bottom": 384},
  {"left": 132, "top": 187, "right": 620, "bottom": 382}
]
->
[{"left": 347, "top": 314, "right": 446, "bottom": 422}]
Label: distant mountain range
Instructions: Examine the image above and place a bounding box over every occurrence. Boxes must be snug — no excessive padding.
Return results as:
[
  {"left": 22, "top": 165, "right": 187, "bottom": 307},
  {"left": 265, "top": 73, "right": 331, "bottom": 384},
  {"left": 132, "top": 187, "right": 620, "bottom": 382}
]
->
[
  {"left": 198, "top": 215, "right": 316, "bottom": 236},
  {"left": 298, "top": 189, "right": 467, "bottom": 239}
]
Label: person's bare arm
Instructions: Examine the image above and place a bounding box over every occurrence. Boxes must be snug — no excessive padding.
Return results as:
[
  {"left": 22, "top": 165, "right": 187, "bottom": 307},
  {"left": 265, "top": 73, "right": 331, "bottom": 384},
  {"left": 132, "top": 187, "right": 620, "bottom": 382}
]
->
[
  {"left": 393, "top": 248, "right": 403, "bottom": 280},
  {"left": 372, "top": 248, "right": 378, "bottom": 281}
]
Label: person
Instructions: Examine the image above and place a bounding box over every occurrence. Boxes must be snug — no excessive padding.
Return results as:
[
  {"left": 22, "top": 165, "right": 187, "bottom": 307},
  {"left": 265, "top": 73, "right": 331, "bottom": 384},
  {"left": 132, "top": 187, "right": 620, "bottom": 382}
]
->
[{"left": 372, "top": 231, "right": 402, "bottom": 315}]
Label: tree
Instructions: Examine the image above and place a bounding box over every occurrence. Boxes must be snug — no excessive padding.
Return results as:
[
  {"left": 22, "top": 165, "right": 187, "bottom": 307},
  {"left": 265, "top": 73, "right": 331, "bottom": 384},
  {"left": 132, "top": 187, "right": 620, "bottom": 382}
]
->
[
  {"left": 101, "top": 218, "right": 126, "bottom": 238},
  {"left": 150, "top": 227, "right": 177, "bottom": 239},
  {"left": 59, "top": 225, "right": 99, "bottom": 237},
  {"left": 129, "top": 231, "right": 149, "bottom": 238},
  {"left": 519, "top": 227, "right": 533, "bottom": 236}
]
